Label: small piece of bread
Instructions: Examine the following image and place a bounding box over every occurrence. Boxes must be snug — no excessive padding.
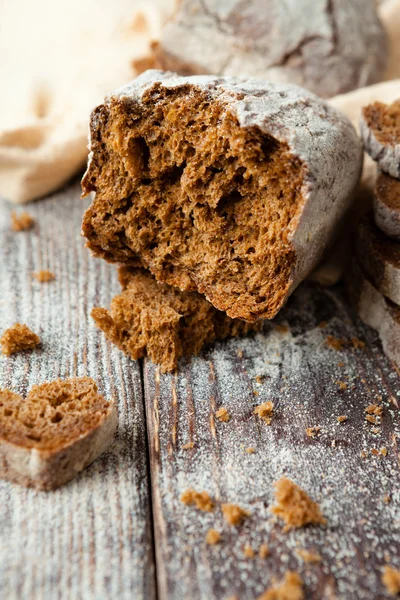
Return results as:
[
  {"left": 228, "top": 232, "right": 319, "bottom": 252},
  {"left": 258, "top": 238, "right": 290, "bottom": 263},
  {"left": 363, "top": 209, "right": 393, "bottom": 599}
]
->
[
  {"left": 360, "top": 100, "right": 400, "bottom": 179},
  {"left": 270, "top": 477, "right": 326, "bottom": 532},
  {"left": 374, "top": 172, "right": 400, "bottom": 241},
  {"left": 221, "top": 503, "right": 250, "bottom": 526},
  {"left": 257, "top": 571, "right": 304, "bottom": 600},
  {"left": 180, "top": 489, "right": 214, "bottom": 512},
  {"left": 382, "top": 565, "right": 400, "bottom": 596},
  {"left": 1, "top": 323, "right": 40, "bottom": 355},
  {"left": 32, "top": 270, "right": 55, "bottom": 283},
  {"left": 354, "top": 213, "right": 400, "bottom": 306},
  {"left": 0, "top": 377, "right": 116, "bottom": 490},
  {"left": 91, "top": 267, "right": 259, "bottom": 373},
  {"left": 11, "top": 211, "right": 35, "bottom": 231}
]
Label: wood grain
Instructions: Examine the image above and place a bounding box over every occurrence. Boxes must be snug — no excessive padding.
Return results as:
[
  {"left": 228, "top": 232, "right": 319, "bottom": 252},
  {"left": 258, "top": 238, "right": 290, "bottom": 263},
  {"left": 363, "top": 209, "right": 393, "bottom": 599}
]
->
[
  {"left": 0, "top": 181, "right": 155, "bottom": 600},
  {"left": 143, "top": 284, "right": 400, "bottom": 600}
]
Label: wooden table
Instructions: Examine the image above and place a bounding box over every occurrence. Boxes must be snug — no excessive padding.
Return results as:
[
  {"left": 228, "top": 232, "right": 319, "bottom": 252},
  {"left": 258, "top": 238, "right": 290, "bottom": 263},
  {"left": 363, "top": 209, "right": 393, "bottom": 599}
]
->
[{"left": 0, "top": 180, "right": 399, "bottom": 600}]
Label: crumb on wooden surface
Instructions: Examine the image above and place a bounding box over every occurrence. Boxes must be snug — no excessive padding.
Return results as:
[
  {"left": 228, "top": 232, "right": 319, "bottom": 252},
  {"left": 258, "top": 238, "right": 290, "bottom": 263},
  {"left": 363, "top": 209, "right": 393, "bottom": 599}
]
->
[
  {"left": 259, "top": 543, "right": 270, "bottom": 559},
  {"left": 380, "top": 447, "right": 388, "bottom": 456},
  {"left": 295, "top": 548, "right": 322, "bottom": 563},
  {"left": 221, "top": 503, "right": 250, "bottom": 526},
  {"left": 255, "top": 375, "right": 264, "bottom": 384},
  {"left": 372, "top": 427, "right": 381, "bottom": 434},
  {"left": 365, "top": 404, "right": 383, "bottom": 416},
  {"left": 337, "top": 361, "right": 345, "bottom": 367},
  {"left": 181, "top": 441, "right": 195, "bottom": 450},
  {"left": 245, "top": 447, "right": 255, "bottom": 454},
  {"left": 382, "top": 565, "right": 400, "bottom": 596},
  {"left": 11, "top": 211, "right": 35, "bottom": 231},
  {"left": 243, "top": 544, "right": 255, "bottom": 558},
  {"left": 326, "top": 335, "right": 346, "bottom": 351},
  {"left": 383, "top": 495, "right": 391, "bottom": 504},
  {"left": 215, "top": 407, "right": 231, "bottom": 422},
  {"left": 360, "top": 450, "right": 368, "bottom": 459},
  {"left": 351, "top": 337, "right": 366, "bottom": 350},
  {"left": 366, "top": 415, "right": 378, "bottom": 425},
  {"left": 254, "top": 401, "right": 274, "bottom": 425},
  {"left": 205, "top": 529, "right": 220, "bottom": 545},
  {"left": 335, "top": 380, "right": 348, "bottom": 391},
  {"left": 253, "top": 390, "right": 259, "bottom": 396},
  {"left": 270, "top": 477, "right": 326, "bottom": 532},
  {"left": 306, "top": 426, "right": 320, "bottom": 438},
  {"left": 337, "top": 415, "right": 347, "bottom": 423},
  {"left": 237, "top": 348, "right": 243, "bottom": 358},
  {"left": 257, "top": 571, "right": 304, "bottom": 600},
  {"left": 371, "top": 448, "right": 380, "bottom": 456},
  {"left": 0, "top": 323, "right": 40, "bottom": 356},
  {"left": 180, "top": 489, "right": 214, "bottom": 512},
  {"left": 32, "top": 270, "right": 55, "bottom": 283}
]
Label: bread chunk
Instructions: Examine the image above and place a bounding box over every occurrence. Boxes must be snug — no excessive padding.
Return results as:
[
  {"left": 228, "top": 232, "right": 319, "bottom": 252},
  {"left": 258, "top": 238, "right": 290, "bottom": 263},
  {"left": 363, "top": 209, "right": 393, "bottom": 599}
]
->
[
  {"left": 91, "top": 267, "right": 259, "bottom": 372},
  {"left": 0, "top": 377, "right": 116, "bottom": 490},
  {"left": 270, "top": 477, "right": 326, "bottom": 532},
  {"left": 1, "top": 323, "right": 40, "bottom": 355},
  {"left": 360, "top": 100, "right": 400, "bottom": 179},
  {"left": 82, "top": 71, "right": 362, "bottom": 321},
  {"left": 257, "top": 571, "right": 304, "bottom": 600},
  {"left": 153, "top": 0, "right": 386, "bottom": 99},
  {"left": 374, "top": 172, "right": 400, "bottom": 240}
]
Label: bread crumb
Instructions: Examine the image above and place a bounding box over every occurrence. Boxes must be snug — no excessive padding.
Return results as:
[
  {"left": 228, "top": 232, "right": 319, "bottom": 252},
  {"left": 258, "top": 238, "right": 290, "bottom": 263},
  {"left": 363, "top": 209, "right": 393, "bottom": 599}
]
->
[
  {"left": 216, "top": 407, "right": 231, "bottom": 422},
  {"left": 335, "top": 380, "right": 347, "bottom": 391},
  {"left": 245, "top": 447, "right": 255, "bottom": 454},
  {"left": 365, "top": 404, "right": 383, "bottom": 416},
  {"left": 253, "top": 390, "right": 259, "bottom": 397},
  {"left": 205, "top": 529, "right": 220, "bottom": 545},
  {"left": 181, "top": 441, "right": 195, "bottom": 450},
  {"left": 0, "top": 323, "right": 40, "bottom": 356},
  {"left": 380, "top": 447, "right": 388, "bottom": 456},
  {"left": 351, "top": 337, "right": 366, "bottom": 349},
  {"left": 11, "top": 211, "right": 35, "bottom": 231},
  {"left": 360, "top": 450, "right": 368, "bottom": 459},
  {"left": 366, "top": 415, "right": 378, "bottom": 425},
  {"left": 382, "top": 565, "right": 400, "bottom": 596},
  {"left": 243, "top": 544, "right": 255, "bottom": 558},
  {"left": 254, "top": 401, "right": 274, "bottom": 425},
  {"left": 371, "top": 448, "right": 379, "bottom": 456},
  {"left": 337, "top": 415, "right": 347, "bottom": 423},
  {"left": 257, "top": 571, "right": 304, "bottom": 600},
  {"left": 306, "top": 426, "right": 320, "bottom": 438},
  {"left": 372, "top": 427, "right": 380, "bottom": 434},
  {"left": 259, "top": 543, "right": 270, "bottom": 559},
  {"left": 180, "top": 489, "right": 214, "bottom": 512},
  {"left": 270, "top": 477, "right": 326, "bottom": 532},
  {"left": 326, "top": 335, "right": 346, "bottom": 351},
  {"left": 221, "top": 503, "right": 250, "bottom": 526},
  {"left": 337, "top": 361, "right": 345, "bottom": 367},
  {"left": 255, "top": 375, "right": 265, "bottom": 384},
  {"left": 295, "top": 548, "right": 322, "bottom": 563},
  {"left": 237, "top": 349, "right": 244, "bottom": 358},
  {"left": 33, "top": 270, "right": 55, "bottom": 283},
  {"left": 383, "top": 495, "right": 391, "bottom": 504}
]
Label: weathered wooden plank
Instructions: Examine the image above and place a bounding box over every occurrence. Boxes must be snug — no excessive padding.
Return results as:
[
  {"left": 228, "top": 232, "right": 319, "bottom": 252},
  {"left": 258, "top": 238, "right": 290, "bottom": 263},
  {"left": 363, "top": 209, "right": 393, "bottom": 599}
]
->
[
  {"left": 143, "top": 284, "right": 400, "bottom": 600},
  {"left": 0, "top": 181, "right": 155, "bottom": 600}
]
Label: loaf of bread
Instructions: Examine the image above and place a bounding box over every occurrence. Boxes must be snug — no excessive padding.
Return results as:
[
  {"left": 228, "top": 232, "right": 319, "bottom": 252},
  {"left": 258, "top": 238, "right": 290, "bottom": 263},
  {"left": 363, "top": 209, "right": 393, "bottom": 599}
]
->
[
  {"left": 0, "top": 377, "right": 116, "bottom": 490},
  {"left": 82, "top": 71, "right": 362, "bottom": 322},
  {"left": 152, "top": 0, "right": 387, "bottom": 99},
  {"left": 92, "top": 268, "right": 260, "bottom": 373},
  {"left": 360, "top": 100, "right": 400, "bottom": 179},
  {"left": 374, "top": 172, "right": 400, "bottom": 240}
]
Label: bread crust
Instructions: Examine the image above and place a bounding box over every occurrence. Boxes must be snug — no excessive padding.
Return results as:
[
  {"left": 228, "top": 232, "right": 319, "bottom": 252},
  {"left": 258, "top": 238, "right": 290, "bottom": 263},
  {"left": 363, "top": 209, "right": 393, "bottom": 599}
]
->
[
  {"left": 374, "top": 172, "right": 400, "bottom": 240},
  {"left": 360, "top": 101, "right": 400, "bottom": 180}
]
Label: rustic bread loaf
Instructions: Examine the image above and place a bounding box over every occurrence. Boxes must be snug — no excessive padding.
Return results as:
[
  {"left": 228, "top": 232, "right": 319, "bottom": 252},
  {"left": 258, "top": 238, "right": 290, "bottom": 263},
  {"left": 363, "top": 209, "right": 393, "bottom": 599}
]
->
[
  {"left": 82, "top": 71, "right": 362, "bottom": 322},
  {"left": 354, "top": 213, "right": 400, "bottom": 306},
  {"left": 360, "top": 100, "right": 400, "bottom": 179},
  {"left": 152, "top": 0, "right": 387, "bottom": 99},
  {"left": 0, "top": 377, "right": 116, "bottom": 490},
  {"left": 92, "top": 267, "right": 259, "bottom": 372},
  {"left": 374, "top": 171, "right": 400, "bottom": 240}
]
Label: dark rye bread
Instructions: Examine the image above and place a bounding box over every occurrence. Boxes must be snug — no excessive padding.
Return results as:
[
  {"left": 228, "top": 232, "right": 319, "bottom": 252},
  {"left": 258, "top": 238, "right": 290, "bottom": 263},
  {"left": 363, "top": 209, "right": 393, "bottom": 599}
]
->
[
  {"left": 152, "top": 0, "right": 387, "bottom": 99},
  {"left": 82, "top": 70, "right": 362, "bottom": 322},
  {"left": 91, "top": 267, "right": 260, "bottom": 373},
  {"left": 360, "top": 99, "right": 400, "bottom": 179},
  {"left": 354, "top": 213, "right": 400, "bottom": 306},
  {"left": 374, "top": 172, "right": 400, "bottom": 240},
  {"left": 0, "top": 377, "right": 116, "bottom": 490}
]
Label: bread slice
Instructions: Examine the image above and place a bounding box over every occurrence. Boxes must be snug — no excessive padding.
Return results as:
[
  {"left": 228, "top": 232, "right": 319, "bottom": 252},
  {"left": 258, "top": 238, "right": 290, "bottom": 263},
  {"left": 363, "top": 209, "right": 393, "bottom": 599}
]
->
[
  {"left": 346, "top": 258, "right": 400, "bottom": 368},
  {"left": 0, "top": 377, "right": 116, "bottom": 490},
  {"left": 360, "top": 99, "right": 400, "bottom": 179},
  {"left": 374, "top": 172, "right": 400, "bottom": 240},
  {"left": 91, "top": 267, "right": 260, "bottom": 372},
  {"left": 354, "top": 213, "right": 400, "bottom": 306},
  {"left": 82, "top": 70, "right": 362, "bottom": 322}
]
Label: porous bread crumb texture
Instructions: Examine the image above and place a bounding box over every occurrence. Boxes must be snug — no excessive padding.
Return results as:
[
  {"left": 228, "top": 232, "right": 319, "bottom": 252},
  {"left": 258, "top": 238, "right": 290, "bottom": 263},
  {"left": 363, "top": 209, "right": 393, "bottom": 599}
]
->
[
  {"left": 295, "top": 548, "right": 322, "bottom": 563},
  {"left": 205, "top": 529, "right": 220, "bottom": 545},
  {"left": 374, "top": 172, "right": 400, "bottom": 240},
  {"left": 270, "top": 477, "right": 326, "bottom": 532},
  {"left": 82, "top": 80, "right": 308, "bottom": 322},
  {"left": 180, "top": 489, "right": 214, "bottom": 512},
  {"left": 254, "top": 401, "right": 274, "bottom": 425},
  {"left": 257, "top": 571, "right": 304, "bottom": 600},
  {"left": 11, "top": 211, "right": 35, "bottom": 231},
  {"left": 361, "top": 100, "right": 400, "bottom": 179},
  {"left": 382, "top": 566, "right": 400, "bottom": 596},
  {"left": 215, "top": 407, "right": 231, "bottom": 422},
  {"left": 0, "top": 377, "right": 112, "bottom": 451},
  {"left": 33, "top": 270, "right": 55, "bottom": 283},
  {"left": 91, "top": 268, "right": 259, "bottom": 373},
  {"left": 221, "top": 503, "right": 250, "bottom": 526},
  {"left": 1, "top": 323, "right": 40, "bottom": 356}
]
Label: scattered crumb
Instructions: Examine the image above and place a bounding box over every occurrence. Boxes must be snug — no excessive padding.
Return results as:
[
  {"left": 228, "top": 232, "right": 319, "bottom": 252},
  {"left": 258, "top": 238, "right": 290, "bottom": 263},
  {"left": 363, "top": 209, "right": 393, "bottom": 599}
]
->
[
  {"left": 255, "top": 375, "right": 265, "bottom": 384},
  {"left": 257, "top": 571, "right": 304, "bottom": 600},
  {"left": 318, "top": 321, "right": 328, "bottom": 329},
  {"left": 326, "top": 335, "right": 346, "bottom": 351},
  {"left": 365, "top": 404, "right": 383, "bottom": 416},
  {"left": 245, "top": 447, "right": 255, "bottom": 454},
  {"left": 253, "top": 390, "right": 259, "bottom": 397},
  {"left": 295, "top": 548, "right": 322, "bottom": 563},
  {"left": 335, "top": 380, "right": 348, "bottom": 391},
  {"left": 306, "top": 426, "right": 321, "bottom": 438},
  {"left": 205, "top": 529, "right": 220, "bottom": 545},
  {"left": 237, "top": 349, "right": 243, "bottom": 358},
  {"left": 351, "top": 337, "right": 366, "bottom": 350},
  {"left": 181, "top": 441, "right": 195, "bottom": 450},
  {"left": 337, "top": 415, "right": 347, "bottom": 423},
  {"left": 0, "top": 323, "right": 40, "bottom": 356},
  {"left": 270, "top": 477, "right": 326, "bottom": 532},
  {"left": 366, "top": 415, "right": 378, "bottom": 425},
  {"left": 254, "top": 401, "right": 274, "bottom": 425},
  {"left": 180, "top": 489, "right": 214, "bottom": 512},
  {"left": 383, "top": 495, "right": 391, "bottom": 504},
  {"left": 259, "top": 543, "right": 270, "bottom": 559},
  {"left": 221, "top": 503, "right": 250, "bottom": 526},
  {"left": 11, "top": 211, "right": 35, "bottom": 231},
  {"left": 215, "top": 407, "right": 231, "bottom": 423},
  {"left": 274, "top": 324, "right": 289, "bottom": 334},
  {"left": 243, "top": 544, "right": 255, "bottom": 558},
  {"left": 380, "top": 447, "right": 388, "bottom": 457},
  {"left": 337, "top": 361, "right": 345, "bottom": 367},
  {"left": 32, "top": 270, "right": 55, "bottom": 283},
  {"left": 371, "top": 448, "right": 379, "bottom": 456},
  {"left": 372, "top": 427, "right": 380, "bottom": 434},
  {"left": 382, "top": 566, "right": 400, "bottom": 596},
  {"left": 360, "top": 450, "right": 368, "bottom": 459}
]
